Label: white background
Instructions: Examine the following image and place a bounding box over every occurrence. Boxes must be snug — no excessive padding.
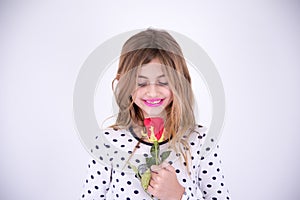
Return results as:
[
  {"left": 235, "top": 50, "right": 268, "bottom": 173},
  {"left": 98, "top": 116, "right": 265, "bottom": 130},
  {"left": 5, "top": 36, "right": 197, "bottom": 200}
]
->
[{"left": 1, "top": 1, "right": 299, "bottom": 199}]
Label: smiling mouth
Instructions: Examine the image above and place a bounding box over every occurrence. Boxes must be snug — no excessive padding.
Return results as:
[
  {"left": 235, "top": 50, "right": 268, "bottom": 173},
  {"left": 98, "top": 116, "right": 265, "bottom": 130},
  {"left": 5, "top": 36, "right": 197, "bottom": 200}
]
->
[{"left": 143, "top": 99, "right": 164, "bottom": 107}]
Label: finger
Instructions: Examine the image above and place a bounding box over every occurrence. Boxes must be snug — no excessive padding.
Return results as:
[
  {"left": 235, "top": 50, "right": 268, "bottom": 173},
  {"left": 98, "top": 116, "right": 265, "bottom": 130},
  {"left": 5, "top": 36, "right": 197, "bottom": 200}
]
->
[
  {"left": 150, "top": 171, "right": 159, "bottom": 181},
  {"left": 160, "top": 161, "right": 170, "bottom": 168},
  {"left": 148, "top": 180, "right": 159, "bottom": 191},
  {"left": 147, "top": 184, "right": 154, "bottom": 195},
  {"left": 147, "top": 185, "right": 158, "bottom": 198},
  {"left": 163, "top": 163, "right": 176, "bottom": 173}
]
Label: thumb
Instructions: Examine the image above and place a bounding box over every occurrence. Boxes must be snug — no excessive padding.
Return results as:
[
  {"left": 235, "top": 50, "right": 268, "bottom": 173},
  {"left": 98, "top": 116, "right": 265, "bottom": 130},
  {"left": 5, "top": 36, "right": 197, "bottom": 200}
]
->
[{"left": 150, "top": 164, "right": 161, "bottom": 173}]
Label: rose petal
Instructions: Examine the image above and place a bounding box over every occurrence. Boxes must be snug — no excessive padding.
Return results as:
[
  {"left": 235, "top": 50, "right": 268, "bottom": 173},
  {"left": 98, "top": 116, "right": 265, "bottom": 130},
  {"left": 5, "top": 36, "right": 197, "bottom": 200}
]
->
[{"left": 143, "top": 117, "right": 165, "bottom": 142}]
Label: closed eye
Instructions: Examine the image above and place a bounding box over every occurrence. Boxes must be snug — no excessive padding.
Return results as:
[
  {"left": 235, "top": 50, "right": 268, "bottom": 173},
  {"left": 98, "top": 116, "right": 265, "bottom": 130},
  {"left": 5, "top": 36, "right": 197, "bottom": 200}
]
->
[
  {"left": 137, "top": 83, "right": 147, "bottom": 87},
  {"left": 158, "top": 82, "right": 168, "bottom": 86}
]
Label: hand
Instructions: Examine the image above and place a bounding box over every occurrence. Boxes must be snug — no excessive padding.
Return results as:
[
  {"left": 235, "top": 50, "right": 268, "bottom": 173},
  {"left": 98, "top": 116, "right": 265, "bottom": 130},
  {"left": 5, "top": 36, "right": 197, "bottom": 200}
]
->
[{"left": 147, "top": 162, "right": 185, "bottom": 200}]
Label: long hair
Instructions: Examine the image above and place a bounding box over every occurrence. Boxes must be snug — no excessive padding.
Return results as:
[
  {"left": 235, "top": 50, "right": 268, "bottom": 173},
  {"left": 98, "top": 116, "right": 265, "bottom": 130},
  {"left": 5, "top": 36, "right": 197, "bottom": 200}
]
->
[{"left": 111, "top": 28, "right": 196, "bottom": 168}]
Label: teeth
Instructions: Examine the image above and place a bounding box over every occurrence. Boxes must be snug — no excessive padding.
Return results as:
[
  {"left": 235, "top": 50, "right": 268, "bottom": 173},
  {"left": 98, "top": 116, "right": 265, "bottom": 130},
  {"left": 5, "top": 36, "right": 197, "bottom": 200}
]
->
[{"left": 146, "top": 100, "right": 161, "bottom": 104}]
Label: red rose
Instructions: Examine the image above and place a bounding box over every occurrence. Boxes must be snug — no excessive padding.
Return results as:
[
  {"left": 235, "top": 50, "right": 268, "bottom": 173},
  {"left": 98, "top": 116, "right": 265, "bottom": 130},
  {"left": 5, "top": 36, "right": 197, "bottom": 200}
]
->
[{"left": 143, "top": 117, "right": 165, "bottom": 142}]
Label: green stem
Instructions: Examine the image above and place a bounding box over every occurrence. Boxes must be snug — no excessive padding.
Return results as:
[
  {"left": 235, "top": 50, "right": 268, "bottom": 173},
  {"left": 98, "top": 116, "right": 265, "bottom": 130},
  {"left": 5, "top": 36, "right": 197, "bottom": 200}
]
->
[{"left": 154, "top": 141, "right": 159, "bottom": 165}]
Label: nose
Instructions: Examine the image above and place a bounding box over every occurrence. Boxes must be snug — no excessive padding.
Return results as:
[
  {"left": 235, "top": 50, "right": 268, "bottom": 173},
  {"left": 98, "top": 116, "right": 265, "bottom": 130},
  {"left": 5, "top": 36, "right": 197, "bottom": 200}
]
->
[{"left": 146, "top": 84, "right": 158, "bottom": 97}]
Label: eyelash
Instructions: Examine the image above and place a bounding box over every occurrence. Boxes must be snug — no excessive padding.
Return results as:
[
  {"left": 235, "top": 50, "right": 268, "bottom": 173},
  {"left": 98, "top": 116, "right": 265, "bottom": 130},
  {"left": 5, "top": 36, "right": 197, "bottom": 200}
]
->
[
  {"left": 137, "top": 83, "right": 147, "bottom": 87},
  {"left": 158, "top": 82, "right": 168, "bottom": 86},
  {"left": 137, "top": 82, "right": 168, "bottom": 87}
]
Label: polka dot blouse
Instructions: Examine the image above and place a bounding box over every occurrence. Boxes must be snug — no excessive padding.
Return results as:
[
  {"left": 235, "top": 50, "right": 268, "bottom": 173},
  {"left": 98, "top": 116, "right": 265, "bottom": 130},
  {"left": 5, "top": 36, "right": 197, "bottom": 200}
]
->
[{"left": 80, "top": 125, "right": 230, "bottom": 200}]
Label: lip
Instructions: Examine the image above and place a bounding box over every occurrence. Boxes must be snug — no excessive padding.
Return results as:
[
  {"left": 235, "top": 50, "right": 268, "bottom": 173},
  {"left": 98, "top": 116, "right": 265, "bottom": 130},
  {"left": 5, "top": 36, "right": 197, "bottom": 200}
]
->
[{"left": 143, "top": 98, "right": 164, "bottom": 107}]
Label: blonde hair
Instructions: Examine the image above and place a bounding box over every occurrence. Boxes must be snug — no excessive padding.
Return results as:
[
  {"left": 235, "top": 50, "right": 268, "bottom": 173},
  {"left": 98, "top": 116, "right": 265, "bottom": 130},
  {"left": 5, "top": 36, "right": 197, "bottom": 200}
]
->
[{"left": 111, "top": 28, "right": 196, "bottom": 169}]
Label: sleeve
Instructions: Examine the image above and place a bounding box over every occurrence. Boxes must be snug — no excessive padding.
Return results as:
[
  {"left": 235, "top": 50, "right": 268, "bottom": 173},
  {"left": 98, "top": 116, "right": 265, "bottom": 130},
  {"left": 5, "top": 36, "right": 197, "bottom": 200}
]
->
[
  {"left": 198, "top": 145, "right": 231, "bottom": 200},
  {"left": 80, "top": 159, "right": 112, "bottom": 200}
]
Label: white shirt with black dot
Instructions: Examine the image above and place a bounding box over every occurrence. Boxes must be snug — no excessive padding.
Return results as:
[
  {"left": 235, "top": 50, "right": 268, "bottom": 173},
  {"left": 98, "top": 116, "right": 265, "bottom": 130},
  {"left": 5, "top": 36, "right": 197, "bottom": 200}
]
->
[{"left": 80, "top": 125, "right": 231, "bottom": 200}]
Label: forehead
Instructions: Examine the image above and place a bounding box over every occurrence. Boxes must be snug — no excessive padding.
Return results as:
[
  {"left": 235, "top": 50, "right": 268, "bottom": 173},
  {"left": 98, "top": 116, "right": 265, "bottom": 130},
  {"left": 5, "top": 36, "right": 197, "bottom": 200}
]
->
[{"left": 138, "top": 63, "right": 165, "bottom": 79}]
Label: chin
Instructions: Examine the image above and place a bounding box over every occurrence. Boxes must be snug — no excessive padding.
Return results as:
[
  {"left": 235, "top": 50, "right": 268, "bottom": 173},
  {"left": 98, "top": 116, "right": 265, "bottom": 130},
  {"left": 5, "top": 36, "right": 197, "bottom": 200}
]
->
[{"left": 143, "top": 109, "right": 166, "bottom": 118}]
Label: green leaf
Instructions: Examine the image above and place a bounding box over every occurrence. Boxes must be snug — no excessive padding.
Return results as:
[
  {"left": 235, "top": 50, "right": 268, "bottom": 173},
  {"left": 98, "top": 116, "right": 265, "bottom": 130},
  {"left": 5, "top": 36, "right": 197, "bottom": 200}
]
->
[
  {"left": 146, "top": 157, "right": 156, "bottom": 168},
  {"left": 129, "top": 163, "right": 138, "bottom": 174},
  {"left": 141, "top": 168, "right": 151, "bottom": 190},
  {"left": 129, "top": 163, "right": 140, "bottom": 179},
  {"left": 138, "top": 164, "right": 148, "bottom": 175},
  {"left": 160, "top": 150, "right": 171, "bottom": 163}
]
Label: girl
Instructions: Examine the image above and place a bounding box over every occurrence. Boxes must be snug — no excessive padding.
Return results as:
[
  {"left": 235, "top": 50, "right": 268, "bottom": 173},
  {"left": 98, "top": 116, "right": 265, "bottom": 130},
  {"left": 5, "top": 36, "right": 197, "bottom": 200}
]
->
[{"left": 80, "top": 28, "right": 230, "bottom": 200}]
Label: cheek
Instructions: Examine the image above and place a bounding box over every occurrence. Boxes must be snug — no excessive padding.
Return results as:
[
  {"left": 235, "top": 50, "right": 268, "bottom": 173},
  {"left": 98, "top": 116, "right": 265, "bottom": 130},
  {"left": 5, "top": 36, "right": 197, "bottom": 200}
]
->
[
  {"left": 131, "top": 88, "right": 143, "bottom": 99},
  {"left": 166, "top": 89, "right": 173, "bottom": 99},
  {"left": 170, "top": 93, "right": 173, "bottom": 101},
  {"left": 164, "top": 89, "right": 173, "bottom": 104}
]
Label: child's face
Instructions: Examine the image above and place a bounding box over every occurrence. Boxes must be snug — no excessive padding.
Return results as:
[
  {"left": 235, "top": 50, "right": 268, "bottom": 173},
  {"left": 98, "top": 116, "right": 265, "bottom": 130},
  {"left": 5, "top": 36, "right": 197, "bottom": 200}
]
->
[{"left": 132, "top": 58, "right": 173, "bottom": 118}]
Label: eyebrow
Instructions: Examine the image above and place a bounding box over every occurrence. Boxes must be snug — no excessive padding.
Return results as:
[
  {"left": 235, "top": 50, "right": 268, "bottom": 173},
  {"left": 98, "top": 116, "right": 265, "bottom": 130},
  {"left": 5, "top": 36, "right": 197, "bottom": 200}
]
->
[{"left": 138, "top": 74, "right": 165, "bottom": 79}]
